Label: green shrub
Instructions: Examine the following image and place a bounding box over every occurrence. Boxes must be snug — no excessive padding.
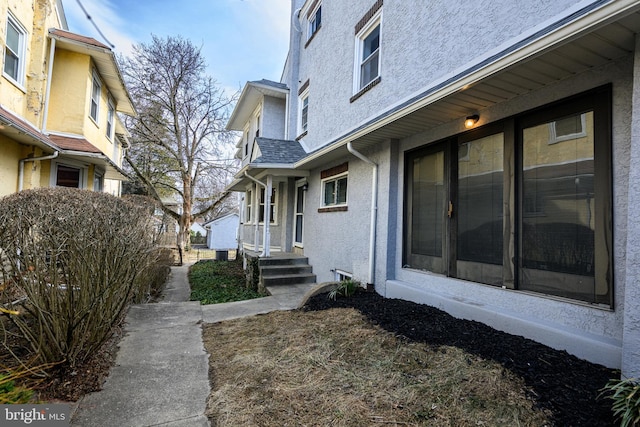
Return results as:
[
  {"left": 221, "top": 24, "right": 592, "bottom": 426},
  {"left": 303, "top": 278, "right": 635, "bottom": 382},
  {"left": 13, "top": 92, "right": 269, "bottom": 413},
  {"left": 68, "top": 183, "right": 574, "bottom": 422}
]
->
[
  {"left": 189, "top": 259, "right": 264, "bottom": 304},
  {"left": 328, "top": 280, "right": 359, "bottom": 301},
  {"left": 0, "top": 373, "right": 34, "bottom": 404},
  {"left": 601, "top": 377, "right": 640, "bottom": 427},
  {"left": 0, "top": 188, "right": 156, "bottom": 368}
]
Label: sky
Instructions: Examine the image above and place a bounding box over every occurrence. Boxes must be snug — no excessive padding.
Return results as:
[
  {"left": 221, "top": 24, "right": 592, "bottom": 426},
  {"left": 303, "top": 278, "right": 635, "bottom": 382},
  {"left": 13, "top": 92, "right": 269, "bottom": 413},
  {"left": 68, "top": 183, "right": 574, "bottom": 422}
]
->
[{"left": 61, "top": 0, "right": 292, "bottom": 94}]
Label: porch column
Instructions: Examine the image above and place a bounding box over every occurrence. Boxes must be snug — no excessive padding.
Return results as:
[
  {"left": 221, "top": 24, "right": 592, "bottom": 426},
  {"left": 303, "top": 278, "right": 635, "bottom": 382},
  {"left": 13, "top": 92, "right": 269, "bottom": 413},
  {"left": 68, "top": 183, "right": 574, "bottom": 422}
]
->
[
  {"left": 253, "top": 182, "right": 260, "bottom": 253},
  {"left": 622, "top": 34, "right": 640, "bottom": 379}
]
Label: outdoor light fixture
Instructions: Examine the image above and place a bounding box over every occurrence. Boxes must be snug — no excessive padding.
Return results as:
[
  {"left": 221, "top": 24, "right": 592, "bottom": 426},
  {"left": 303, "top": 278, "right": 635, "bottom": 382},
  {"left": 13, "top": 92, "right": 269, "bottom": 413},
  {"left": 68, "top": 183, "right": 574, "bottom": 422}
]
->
[
  {"left": 464, "top": 114, "right": 479, "bottom": 128},
  {"left": 302, "top": 183, "right": 309, "bottom": 191}
]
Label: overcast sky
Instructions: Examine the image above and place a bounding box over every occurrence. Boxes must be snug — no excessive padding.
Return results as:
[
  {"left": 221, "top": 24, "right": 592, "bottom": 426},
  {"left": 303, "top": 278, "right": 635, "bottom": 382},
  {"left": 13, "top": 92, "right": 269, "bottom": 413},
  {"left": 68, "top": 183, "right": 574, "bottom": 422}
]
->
[{"left": 61, "top": 0, "right": 292, "bottom": 94}]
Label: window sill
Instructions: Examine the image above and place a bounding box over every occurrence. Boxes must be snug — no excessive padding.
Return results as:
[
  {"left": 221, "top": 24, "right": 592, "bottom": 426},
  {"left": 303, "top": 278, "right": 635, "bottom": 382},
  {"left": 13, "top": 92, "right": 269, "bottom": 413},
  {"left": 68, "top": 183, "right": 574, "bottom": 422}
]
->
[
  {"left": 350, "top": 76, "right": 381, "bottom": 103},
  {"left": 296, "top": 131, "right": 308, "bottom": 141},
  {"left": 2, "top": 74, "right": 26, "bottom": 93},
  {"left": 318, "top": 206, "right": 348, "bottom": 213}
]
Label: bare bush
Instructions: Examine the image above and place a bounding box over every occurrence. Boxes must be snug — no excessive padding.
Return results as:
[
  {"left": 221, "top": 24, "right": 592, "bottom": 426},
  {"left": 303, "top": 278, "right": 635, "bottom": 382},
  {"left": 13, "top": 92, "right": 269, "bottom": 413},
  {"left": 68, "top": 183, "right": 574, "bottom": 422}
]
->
[{"left": 0, "top": 188, "right": 156, "bottom": 368}]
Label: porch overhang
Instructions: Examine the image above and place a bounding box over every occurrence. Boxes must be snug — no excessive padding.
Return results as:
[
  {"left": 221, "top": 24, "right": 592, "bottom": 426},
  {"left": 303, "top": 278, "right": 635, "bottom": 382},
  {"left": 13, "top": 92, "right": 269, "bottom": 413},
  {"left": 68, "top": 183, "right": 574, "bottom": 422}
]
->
[
  {"left": 226, "top": 164, "right": 309, "bottom": 192},
  {"left": 49, "top": 134, "right": 129, "bottom": 180},
  {"left": 295, "top": 0, "right": 640, "bottom": 169}
]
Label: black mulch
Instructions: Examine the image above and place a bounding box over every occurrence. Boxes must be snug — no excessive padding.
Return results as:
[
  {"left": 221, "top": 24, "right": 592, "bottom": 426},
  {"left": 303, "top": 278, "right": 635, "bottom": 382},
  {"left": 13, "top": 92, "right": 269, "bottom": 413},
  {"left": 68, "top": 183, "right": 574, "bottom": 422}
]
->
[{"left": 303, "top": 289, "right": 617, "bottom": 427}]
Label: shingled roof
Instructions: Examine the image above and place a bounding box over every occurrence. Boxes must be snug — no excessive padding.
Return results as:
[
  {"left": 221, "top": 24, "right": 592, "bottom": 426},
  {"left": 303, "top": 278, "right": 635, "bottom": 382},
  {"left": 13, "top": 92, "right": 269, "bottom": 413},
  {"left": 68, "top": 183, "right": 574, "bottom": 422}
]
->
[{"left": 252, "top": 137, "right": 307, "bottom": 165}]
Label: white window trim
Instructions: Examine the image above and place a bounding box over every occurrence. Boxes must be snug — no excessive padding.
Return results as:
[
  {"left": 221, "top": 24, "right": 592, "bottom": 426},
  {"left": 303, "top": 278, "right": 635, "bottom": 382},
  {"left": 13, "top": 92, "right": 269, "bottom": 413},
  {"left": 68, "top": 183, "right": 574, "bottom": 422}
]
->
[
  {"left": 293, "top": 179, "right": 307, "bottom": 248},
  {"left": 106, "top": 97, "right": 115, "bottom": 140},
  {"left": 307, "top": 3, "right": 322, "bottom": 41},
  {"left": 321, "top": 171, "right": 348, "bottom": 207},
  {"left": 243, "top": 126, "right": 250, "bottom": 159},
  {"left": 353, "top": 9, "right": 382, "bottom": 94},
  {"left": 299, "top": 88, "right": 309, "bottom": 136},
  {"left": 90, "top": 70, "right": 101, "bottom": 123},
  {"left": 245, "top": 189, "right": 253, "bottom": 223},
  {"left": 3, "top": 12, "right": 27, "bottom": 89},
  {"left": 50, "top": 160, "right": 88, "bottom": 189},
  {"left": 93, "top": 169, "right": 104, "bottom": 192},
  {"left": 259, "top": 187, "right": 278, "bottom": 225},
  {"left": 334, "top": 269, "right": 352, "bottom": 282},
  {"left": 548, "top": 113, "right": 587, "bottom": 144}
]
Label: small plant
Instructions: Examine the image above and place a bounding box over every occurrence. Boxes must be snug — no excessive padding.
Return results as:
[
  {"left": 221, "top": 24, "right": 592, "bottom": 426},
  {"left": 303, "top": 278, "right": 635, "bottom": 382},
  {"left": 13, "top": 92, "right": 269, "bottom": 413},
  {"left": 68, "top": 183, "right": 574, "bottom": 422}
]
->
[
  {"left": 0, "top": 374, "right": 34, "bottom": 404},
  {"left": 328, "top": 280, "right": 359, "bottom": 301},
  {"left": 601, "top": 376, "right": 640, "bottom": 427}
]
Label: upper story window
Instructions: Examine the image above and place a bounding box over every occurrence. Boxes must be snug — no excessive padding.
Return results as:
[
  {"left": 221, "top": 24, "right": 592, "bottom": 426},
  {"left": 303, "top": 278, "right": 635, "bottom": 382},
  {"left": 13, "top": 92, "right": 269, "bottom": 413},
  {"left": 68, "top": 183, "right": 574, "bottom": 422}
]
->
[
  {"left": 3, "top": 13, "right": 27, "bottom": 87},
  {"left": 351, "top": 1, "right": 383, "bottom": 101},
  {"left": 90, "top": 71, "right": 101, "bottom": 122},
  {"left": 299, "top": 91, "right": 309, "bottom": 136},
  {"left": 106, "top": 97, "right": 115, "bottom": 140},
  {"left": 244, "top": 129, "right": 249, "bottom": 158},
  {"left": 307, "top": 3, "right": 322, "bottom": 41}
]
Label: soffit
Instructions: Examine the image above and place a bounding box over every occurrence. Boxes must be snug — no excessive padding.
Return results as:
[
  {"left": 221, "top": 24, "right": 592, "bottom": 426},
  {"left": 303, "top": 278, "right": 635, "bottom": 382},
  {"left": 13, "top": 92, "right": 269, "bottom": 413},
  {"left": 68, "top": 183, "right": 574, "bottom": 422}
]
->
[{"left": 298, "top": 4, "right": 640, "bottom": 170}]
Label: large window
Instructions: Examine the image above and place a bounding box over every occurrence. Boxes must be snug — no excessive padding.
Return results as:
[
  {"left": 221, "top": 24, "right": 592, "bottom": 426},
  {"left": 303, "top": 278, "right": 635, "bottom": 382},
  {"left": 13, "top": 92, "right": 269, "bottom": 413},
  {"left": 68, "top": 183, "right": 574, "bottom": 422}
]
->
[
  {"left": 404, "top": 87, "right": 612, "bottom": 306},
  {"left": 259, "top": 187, "right": 276, "bottom": 224},
  {"left": 4, "top": 13, "right": 26, "bottom": 85},
  {"left": 356, "top": 18, "right": 381, "bottom": 92}
]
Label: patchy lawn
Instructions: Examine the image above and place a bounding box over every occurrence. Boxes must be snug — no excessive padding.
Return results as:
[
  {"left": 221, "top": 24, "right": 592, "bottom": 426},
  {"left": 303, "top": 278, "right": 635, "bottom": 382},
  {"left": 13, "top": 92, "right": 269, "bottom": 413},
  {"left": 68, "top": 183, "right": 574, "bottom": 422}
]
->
[
  {"left": 189, "top": 259, "right": 265, "bottom": 304},
  {"left": 203, "top": 290, "right": 616, "bottom": 426}
]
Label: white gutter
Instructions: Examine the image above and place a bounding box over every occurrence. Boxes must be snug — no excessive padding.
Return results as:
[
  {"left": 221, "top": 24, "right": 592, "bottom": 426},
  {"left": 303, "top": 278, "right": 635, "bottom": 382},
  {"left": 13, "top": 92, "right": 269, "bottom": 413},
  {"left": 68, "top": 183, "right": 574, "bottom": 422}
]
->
[
  {"left": 41, "top": 38, "right": 56, "bottom": 133},
  {"left": 347, "top": 142, "right": 377, "bottom": 285},
  {"left": 244, "top": 172, "right": 272, "bottom": 257},
  {"left": 19, "top": 151, "right": 59, "bottom": 191}
]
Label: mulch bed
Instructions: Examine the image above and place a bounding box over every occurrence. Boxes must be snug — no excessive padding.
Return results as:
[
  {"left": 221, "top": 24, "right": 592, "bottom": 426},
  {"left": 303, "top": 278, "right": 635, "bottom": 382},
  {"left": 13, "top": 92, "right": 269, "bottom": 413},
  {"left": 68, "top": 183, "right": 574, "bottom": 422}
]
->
[{"left": 303, "top": 289, "right": 617, "bottom": 427}]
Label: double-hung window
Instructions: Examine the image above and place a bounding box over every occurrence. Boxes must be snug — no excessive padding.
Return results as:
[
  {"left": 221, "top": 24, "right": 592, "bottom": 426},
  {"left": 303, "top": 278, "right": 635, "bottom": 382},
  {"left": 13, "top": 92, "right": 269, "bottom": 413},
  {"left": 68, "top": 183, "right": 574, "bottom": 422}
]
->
[
  {"left": 323, "top": 174, "right": 348, "bottom": 207},
  {"left": 245, "top": 189, "right": 252, "bottom": 223},
  {"left": 106, "top": 98, "right": 115, "bottom": 140},
  {"left": 308, "top": 3, "right": 321, "bottom": 41},
  {"left": 404, "top": 86, "right": 613, "bottom": 306},
  {"left": 90, "top": 72, "right": 101, "bottom": 122},
  {"left": 353, "top": 4, "right": 382, "bottom": 95},
  {"left": 300, "top": 92, "right": 309, "bottom": 134},
  {"left": 4, "top": 13, "right": 26, "bottom": 86},
  {"left": 259, "top": 187, "right": 276, "bottom": 223}
]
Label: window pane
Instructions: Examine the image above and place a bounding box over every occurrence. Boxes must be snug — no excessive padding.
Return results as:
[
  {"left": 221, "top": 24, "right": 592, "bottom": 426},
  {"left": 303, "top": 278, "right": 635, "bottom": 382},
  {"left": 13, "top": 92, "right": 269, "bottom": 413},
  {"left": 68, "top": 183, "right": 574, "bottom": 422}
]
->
[
  {"left": 6, "top": 22, "right": 19, "bottom": 51},
  {"left": 360, "top": 51, "right": 379, "bottom": 88},
  {"left": 521, "top": 111, "right": 595, "bottom": 301},
  {"left": 324, "top": 180, "right": 335, "bottom": 205},
  {"left": 457, "top": 134, "right": 504, "bottom": 285},
  {"left": 411, "top": 151, "right": 444, "bottom": 257},
  {"left": 301, "top": 97, "right": 308, "bottom": 131},
  {"left": 336, "top": 177, "right": 347, "bottom": 204},
  {"left": 56, "top": 165, "right": 81, "bottom": 188},
  {"left": 362, "top": 26, "right": 380, "bottom": 60},
  {"left": 4, "top": 51, "right": 18, "bottom": 79}
]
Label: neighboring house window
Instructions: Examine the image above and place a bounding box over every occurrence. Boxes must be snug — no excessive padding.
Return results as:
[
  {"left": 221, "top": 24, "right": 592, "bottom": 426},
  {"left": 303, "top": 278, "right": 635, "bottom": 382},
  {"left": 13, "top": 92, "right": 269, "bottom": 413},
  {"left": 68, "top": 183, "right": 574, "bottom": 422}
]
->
[
  {"left": 3, "top": 13, "right": 26, "bottom": 86},
  {"left": 90, "top": 71, "right": 101, "bottom": 122},
  {"left": 55, "top": 164, "right": 84, "bottom": 188},
  {"left": 93, "top": 172, "right": 103, "bottom": 192},
  {"left": 106, "top": 98, "right": 115, "bottom": 139},
  {"left": 352, "top": 2, "right": 382, "bottom": 98},
  {"left": 259, "top": 187, "right": 276, "bottom": 223},
  {"left": 244, "top": 129, "right": 249, "bottom": 158},
  {"left": 307, "top": 3, "right": 321, "bottom": 41},
  {"left": 320, "top": 163, "right": 349, "bottom": 211},
  {"left": 403, "top": 87, "right": 612, "bottom": 306},
  {"left": 255, "top": 113, "right": 261, "bottom": 138}
]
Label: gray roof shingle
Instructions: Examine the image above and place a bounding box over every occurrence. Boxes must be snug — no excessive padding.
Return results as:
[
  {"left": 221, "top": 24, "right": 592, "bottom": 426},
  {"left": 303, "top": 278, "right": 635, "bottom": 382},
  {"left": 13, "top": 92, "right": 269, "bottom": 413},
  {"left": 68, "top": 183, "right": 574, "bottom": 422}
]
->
[{"left": 252, "top": 137, "right": 307, "bottom": 164}]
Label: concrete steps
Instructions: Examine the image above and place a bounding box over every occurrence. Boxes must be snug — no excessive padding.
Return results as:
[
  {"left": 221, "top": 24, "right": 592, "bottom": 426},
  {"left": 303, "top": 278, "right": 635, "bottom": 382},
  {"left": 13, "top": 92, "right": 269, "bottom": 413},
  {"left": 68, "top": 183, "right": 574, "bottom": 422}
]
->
[{"left": 259, "top": 255, "right": 316, "bottom": 287}]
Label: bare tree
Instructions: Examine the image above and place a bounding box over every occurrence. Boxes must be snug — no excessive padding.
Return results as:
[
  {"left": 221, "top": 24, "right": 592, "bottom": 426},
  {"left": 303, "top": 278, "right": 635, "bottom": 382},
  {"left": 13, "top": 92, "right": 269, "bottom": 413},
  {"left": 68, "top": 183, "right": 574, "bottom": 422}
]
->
[{"left": 121, "top": 35, "right": 237, "bottom": 260}]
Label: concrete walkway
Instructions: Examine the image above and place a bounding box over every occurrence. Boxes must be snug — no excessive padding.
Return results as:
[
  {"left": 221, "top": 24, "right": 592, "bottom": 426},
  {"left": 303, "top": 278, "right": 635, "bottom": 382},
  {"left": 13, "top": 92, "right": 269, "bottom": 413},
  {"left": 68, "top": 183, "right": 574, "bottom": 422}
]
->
[{"left": 71, "top": 263, "right": 321, "bottom": 427}]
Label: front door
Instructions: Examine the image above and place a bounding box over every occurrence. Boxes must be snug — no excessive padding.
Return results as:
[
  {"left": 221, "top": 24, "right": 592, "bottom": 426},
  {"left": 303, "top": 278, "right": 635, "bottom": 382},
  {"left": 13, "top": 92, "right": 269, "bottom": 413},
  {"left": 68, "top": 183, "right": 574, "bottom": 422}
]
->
[{"left": 294, "top": 181, "right": 306, "bottom": 247}]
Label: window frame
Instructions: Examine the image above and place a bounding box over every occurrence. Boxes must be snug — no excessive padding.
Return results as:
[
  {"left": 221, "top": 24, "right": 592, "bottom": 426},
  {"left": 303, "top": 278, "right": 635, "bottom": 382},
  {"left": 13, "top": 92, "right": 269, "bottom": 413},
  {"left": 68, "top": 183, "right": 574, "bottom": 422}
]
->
[
  {"left": 245, "top": 189, "right": 253, "bottom": 223},
  {"left": 51, "top": 161, "right": 88, "bottom": 189},
  {"left": 3, "top": 12, "right": 27, "bottom": 87},
  {"left": 90, "top": 70, "right": 101, "bottom": 123},
  {"left": 299, "top": 89, "right": 309, "bottom": 136},
  {"left": 353, "top": 9, "right": 382, "bottom": 95},
  {"left": 106, "top": 96, "right": 115, "bottom": 140},
  {"left": 321, "top": 172, "right": 348, "bottom": 208},
  {"left": 258, "top": 187, "right": 277, "bottom": 224},
  {"left": 307, "top": 3, "right": 322, "bottom": 41},
  {"left": 402, "top": 86, "right": 613, "bottom": 307}
]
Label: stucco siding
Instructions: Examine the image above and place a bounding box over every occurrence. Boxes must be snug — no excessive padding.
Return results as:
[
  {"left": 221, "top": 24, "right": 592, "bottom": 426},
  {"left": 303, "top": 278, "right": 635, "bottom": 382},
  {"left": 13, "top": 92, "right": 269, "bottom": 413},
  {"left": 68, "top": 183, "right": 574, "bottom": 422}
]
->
[
  {"left": 262, "top": 96, "right": 286, "bottom": 140},
  {"left": 48, "top": 50, "right": 90, "bottom": 135},
  {"left": 0, "top": 138, "right": 22, "bottom": 196},
  {"left": 295, "top": 0, "right": 582, "bottom": 152}
]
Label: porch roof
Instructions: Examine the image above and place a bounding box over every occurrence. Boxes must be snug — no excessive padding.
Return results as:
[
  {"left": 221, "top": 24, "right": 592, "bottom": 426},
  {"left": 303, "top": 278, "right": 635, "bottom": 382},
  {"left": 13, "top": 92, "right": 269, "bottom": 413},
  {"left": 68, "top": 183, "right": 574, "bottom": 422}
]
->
[
  {"left": 294, "top": 0, "right": 640, "bottom": 169},
  {"left": 49, "top": 134, "right": 129, "bottom": 181}
]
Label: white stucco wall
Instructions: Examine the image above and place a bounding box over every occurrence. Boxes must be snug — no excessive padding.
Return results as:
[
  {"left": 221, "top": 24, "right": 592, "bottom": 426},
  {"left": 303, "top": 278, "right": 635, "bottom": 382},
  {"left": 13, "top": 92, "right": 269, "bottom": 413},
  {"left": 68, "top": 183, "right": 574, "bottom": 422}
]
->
[
  {"left": 293, "top": 0, "right": 580, "bottom": 152},
  {"left": 262, "top": 96, "right": 287, "bottom": 140}
]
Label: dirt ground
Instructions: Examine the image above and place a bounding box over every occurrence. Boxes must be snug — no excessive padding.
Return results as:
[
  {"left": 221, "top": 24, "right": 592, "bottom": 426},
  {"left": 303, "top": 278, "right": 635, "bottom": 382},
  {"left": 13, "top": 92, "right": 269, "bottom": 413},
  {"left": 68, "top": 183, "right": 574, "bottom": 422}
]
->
[{"left": 303, "top": 290, "right": 617, "bottom": 426}]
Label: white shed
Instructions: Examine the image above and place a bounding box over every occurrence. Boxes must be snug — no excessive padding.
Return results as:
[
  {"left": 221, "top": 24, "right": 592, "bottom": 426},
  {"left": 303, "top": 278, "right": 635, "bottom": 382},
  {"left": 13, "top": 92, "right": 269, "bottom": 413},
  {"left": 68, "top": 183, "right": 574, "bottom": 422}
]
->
[{"left": 205, "top": 213, "right": 239, "bottom": 250}]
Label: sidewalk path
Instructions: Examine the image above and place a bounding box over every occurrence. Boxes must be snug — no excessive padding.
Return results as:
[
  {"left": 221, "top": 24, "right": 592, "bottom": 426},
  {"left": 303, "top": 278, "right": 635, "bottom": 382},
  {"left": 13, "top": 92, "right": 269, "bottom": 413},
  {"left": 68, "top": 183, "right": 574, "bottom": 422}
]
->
[{"left": 71, "top": 263, "right": 323, "bottom": 426}]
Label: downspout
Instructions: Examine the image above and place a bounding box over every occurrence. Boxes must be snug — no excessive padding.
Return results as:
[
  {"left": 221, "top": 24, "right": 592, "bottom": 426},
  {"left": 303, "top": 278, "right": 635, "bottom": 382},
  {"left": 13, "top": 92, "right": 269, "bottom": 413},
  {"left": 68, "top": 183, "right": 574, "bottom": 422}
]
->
[
  {"left": 19, "top": 151, "right": 59, "bottom": 191},
  {"left": 41, "top": 37, "right": 56, "bottom": 134},
  {"left": 244, "top": 172, "right": 271, "bottom": 257},
  {"left": 347, "top": 142, "right": 378, "bottom": 285}
]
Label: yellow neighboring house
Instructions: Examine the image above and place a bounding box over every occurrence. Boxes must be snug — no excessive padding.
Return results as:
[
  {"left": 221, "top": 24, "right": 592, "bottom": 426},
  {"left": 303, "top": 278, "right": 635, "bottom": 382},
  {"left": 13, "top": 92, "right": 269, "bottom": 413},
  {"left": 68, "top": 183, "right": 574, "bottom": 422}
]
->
[{"left": 0, "top": 0, "right": 135, "bottom": 198}]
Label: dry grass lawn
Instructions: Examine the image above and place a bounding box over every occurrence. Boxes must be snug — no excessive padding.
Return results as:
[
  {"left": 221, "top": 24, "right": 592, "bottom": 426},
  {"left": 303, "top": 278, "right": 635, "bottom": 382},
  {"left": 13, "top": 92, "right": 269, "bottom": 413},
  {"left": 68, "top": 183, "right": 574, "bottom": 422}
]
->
[{"left": 203, "top": 308, "right": 552, "bottom": 426}]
